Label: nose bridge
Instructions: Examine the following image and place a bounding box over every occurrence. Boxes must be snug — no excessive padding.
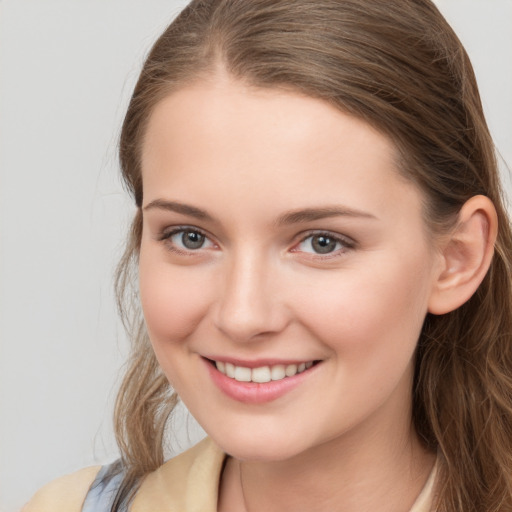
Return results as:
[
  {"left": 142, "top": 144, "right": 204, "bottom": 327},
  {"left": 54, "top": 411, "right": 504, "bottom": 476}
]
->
[{"left": 214, "top": 244, "right": 285, "bottom": 341}]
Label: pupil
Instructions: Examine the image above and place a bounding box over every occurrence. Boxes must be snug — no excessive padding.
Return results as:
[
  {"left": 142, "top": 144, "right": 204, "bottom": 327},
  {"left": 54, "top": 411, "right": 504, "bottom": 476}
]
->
[
  {"left": 182, "top": 230, "right": 204, "bottom": 249},
  {"left": 312, "top": 235, "right": 336, "bottom": 254}
]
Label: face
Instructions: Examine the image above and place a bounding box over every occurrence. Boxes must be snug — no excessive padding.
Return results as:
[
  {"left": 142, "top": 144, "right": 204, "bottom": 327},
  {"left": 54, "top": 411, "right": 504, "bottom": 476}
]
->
[{"left": 139, "top": 76, "right": 442, "bottom": 462}]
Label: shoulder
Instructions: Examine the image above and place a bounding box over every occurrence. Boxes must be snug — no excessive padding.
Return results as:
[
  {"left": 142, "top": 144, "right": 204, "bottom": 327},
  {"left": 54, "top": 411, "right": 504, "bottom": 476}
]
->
[
  {"left": 131, "top": 437, "right": 226, "bottom": 512},
  {"left": 22, "top": 465, "right": 102, "bottom": 512},
  {"left": 22, "top": 439, "right": 225, "bottom": 512}
]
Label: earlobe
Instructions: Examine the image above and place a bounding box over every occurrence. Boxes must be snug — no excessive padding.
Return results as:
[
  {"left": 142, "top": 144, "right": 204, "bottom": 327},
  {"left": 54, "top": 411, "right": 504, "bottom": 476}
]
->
[{"left": 428, "top": 195, "right": 498, "bottom": 315}]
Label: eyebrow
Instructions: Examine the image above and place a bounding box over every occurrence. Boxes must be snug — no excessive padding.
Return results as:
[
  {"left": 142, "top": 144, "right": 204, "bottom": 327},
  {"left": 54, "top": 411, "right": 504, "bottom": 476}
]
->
[
  {"left": 143, "top": 199, "right": 213, "bottom": 221},
  {"left": 275, "top": 206, "right": 376, "bottom": 226},
  {"left": 143, "top": 199, "right": 376, "bottom": 225}
]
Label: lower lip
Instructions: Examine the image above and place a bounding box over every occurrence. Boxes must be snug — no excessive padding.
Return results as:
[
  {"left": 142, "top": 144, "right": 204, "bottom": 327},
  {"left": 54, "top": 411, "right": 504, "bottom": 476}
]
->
[{"left": 204, "top": 359, "right": 319, "bottom": 404}]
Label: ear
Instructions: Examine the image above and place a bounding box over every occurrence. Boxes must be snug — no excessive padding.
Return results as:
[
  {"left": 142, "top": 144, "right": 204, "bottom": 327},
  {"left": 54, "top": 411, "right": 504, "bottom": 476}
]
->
[{"left": 428, "top": 195, "right": 498, "bottom": 315}]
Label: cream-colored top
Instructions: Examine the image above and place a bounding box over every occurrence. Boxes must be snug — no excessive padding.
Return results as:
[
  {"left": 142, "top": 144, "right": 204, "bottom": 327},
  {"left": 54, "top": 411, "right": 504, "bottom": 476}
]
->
[{"left": 23, "top": 437, "right": 437, "bottom": 511}]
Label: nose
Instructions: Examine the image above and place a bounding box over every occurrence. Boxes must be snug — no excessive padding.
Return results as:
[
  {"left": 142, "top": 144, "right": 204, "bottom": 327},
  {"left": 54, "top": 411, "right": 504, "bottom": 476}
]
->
[{"left": 213, "top": 250, "right": 290, "bottom": 343}]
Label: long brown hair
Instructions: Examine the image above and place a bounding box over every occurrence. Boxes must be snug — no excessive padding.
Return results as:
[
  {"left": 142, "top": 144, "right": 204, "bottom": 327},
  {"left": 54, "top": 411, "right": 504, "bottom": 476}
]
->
[{"left": 113, "top": 1, "right": 512, "bottom": 510}]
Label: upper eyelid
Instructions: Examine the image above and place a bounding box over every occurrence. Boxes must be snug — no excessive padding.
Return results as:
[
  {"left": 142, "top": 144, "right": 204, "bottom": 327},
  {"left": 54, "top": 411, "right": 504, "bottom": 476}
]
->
[
  {"left": 157, "top": 226, "right": 217, "bottom": 252},
  {"left": 295, "top": 229, "right": 355, "bottom": 246},
  {"left": 158, "top": 225, "right": 212, "bottom": 241},
  {"left": 158, "top": 226, "right": 217, "bottom": 256},
  {"left": 290, "top": 232, "right": 356, "bottom": 262}
]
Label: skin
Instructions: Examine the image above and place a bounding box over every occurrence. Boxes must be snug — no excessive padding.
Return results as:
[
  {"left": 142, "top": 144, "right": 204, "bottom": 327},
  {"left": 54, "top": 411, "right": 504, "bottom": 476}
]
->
[{"left": 139, "top": 74, "right": 442, "bottom": 511}]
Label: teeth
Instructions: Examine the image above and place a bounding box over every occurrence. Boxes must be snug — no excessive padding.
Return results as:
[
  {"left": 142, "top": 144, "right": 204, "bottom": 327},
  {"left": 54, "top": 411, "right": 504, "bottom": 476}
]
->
[
  {"left": 285, "top": 364, "right": 297, "bottom": 377},
  {"left": 214, "top": 360, "right": 315, "bottom": 383},
  {"left": 271, "top": 365, "right": 285, "bottom": 381},
  {"left": 225, "top": 362, "right": 235, "bottom": 378},
  {"left": 234, "top": 366, "right": 252, "bottom": 382},
  {"left": 252, "top": 366, "right": 271, "bottom": 383}
]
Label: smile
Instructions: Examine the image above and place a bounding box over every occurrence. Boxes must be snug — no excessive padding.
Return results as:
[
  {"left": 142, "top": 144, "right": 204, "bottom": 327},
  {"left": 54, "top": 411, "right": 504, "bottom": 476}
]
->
[
  {"left": 213, "top": 360, "right": 315, "bottom": 383},
  {"left": 204, "top": 357, "right": 321, "bottom": 404}
]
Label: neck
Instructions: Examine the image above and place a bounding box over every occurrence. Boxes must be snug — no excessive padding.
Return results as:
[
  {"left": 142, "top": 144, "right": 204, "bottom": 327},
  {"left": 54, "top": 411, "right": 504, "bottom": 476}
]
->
[
  {"left": 240, "top": 429, "right": 434, "bottom": 512},
  {"left": 218, "top": 395, "right": 436, "bottom": 512}
]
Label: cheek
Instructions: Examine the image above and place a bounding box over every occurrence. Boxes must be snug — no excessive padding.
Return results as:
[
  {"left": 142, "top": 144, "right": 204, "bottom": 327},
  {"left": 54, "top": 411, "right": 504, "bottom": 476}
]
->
[
  {"left": 138, "top": 249, "right": 212, "bottom": 344},
  {"left": 294, "top": 253, "right": 432, "bottom": 366}
]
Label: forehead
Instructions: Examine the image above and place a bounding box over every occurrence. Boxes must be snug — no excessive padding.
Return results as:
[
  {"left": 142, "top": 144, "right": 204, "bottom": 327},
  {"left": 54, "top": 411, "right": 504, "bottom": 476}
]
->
[
  {"left": 143, "top": 77, "right": 394, "bottom": 167},
  {"left": 141, "top": 77, "right": 421, "bottom": 224}
]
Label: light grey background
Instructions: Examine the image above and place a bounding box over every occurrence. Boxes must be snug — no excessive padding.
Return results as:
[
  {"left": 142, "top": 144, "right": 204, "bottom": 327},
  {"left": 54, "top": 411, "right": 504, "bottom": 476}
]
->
[{"left": 0, "top": 1, "right": 511, "bottom": 511}]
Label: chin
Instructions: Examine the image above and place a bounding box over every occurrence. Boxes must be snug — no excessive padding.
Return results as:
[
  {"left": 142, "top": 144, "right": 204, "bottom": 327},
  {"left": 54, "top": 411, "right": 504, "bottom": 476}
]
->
[{"left": 209, "top": 427, "right": 311, "bottom": 463}]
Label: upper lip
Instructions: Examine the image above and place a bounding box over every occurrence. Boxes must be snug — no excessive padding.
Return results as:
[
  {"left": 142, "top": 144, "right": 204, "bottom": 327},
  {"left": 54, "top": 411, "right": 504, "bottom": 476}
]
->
[{"left": 203, "top": 356, "right": 319, "bottom": 369}]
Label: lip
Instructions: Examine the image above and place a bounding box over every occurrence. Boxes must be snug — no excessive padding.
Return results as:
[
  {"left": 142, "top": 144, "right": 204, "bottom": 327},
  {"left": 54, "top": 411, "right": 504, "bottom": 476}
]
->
[
  {"left": 202, "top": 357, "right": 320, "bottom": 404},
  {"left": 204, "top": 355, "right": 314, "bottom": 369}
]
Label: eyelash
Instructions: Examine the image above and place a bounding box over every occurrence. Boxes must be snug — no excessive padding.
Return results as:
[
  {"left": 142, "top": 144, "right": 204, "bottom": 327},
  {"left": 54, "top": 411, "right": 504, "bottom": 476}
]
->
[
  {"left": 158, "top": 226, "right": 215, "bottom": 256},
  {"left": 293, "top": 231, "right": 356, "bottom": 258},
  {"left": 157, "top": 226, "right": 356, "bottom": 259}
]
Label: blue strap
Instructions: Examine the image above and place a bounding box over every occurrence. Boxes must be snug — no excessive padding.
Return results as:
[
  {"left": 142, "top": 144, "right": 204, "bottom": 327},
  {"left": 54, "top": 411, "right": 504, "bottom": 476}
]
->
[{"left": 82, "top": 461, "right": 127, "bottom": 512}]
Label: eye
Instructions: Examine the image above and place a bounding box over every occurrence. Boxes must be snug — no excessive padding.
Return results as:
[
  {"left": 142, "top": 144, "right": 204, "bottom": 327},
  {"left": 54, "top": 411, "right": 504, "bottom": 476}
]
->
[
  {"left": 177, "top": 230, "right": 206, "bottom": 250},
  {"left": 160, "top": 227, "right": 215, "bottom": 253},
  {"left": 295, "top": 232, "right": 353, "bottom": 255}
]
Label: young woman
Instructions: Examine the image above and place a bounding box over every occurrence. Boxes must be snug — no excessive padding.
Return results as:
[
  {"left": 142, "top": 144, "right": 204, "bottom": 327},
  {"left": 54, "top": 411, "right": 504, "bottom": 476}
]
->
[{"left": 25, "top": 1, "right": 512, "bottom": 511}]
